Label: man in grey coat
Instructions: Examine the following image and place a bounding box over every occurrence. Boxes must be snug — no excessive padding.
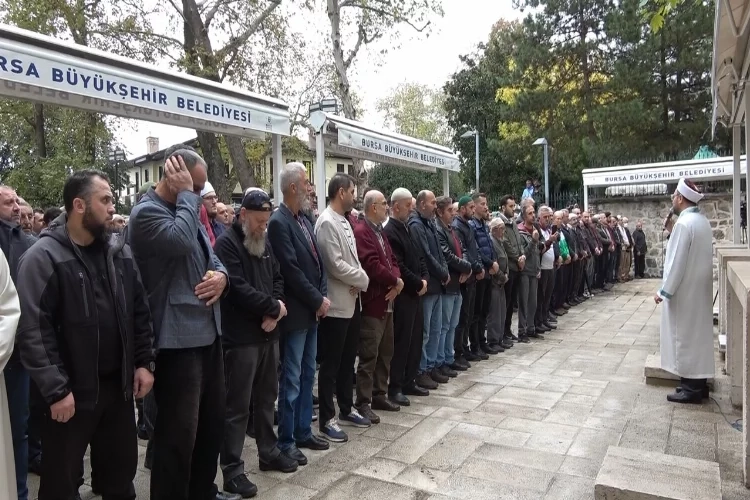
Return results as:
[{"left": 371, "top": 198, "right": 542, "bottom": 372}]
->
[{"left": 129, "top": 145, "right": 236, "bottom": 500}]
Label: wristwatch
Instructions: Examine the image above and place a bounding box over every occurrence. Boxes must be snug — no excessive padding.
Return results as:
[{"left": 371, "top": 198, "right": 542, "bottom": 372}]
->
[{"left": 141, "top": 361, "right": 156, "bottom": 374}]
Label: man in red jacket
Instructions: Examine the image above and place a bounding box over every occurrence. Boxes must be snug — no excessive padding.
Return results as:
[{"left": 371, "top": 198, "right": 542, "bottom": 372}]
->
[{"left": 353, "top": 190, "right": 404, "bottom": 423}]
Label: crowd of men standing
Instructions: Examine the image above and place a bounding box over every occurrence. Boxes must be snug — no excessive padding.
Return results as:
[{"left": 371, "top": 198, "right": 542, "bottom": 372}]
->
[{"left": 0, "top": 144, "right": 649, "bottom": 500}]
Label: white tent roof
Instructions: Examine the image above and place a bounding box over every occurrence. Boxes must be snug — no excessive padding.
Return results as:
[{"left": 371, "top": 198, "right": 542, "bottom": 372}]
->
[{"left": 712, "top": 0, "right": 750, "bottom": 128}]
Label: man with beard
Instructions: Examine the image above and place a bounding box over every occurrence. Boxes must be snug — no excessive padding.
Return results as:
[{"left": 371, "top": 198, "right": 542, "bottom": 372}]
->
[
  {"left": 354, "top": 190, "right": 403, "bottom": 421},
  {"left": 469, "top": 193, "right": 500, "bottom": 356},
  {"left": 215, "top": 189, "right": 296, "bottom": 498},
  {"left": 17, "top": 169, "right": 155, "bottom": 500},
  {"left": 129, "top": 146, "right": 234, "bottom": 500},
  {"left": 32, "top": 208, "right": 45, "bottom": 236},
  {"left": 267, "top": 163, "right": 330, "bottom": 466},
  {"left": 314, "top": 174, "right": 371, "bottom": 440},
  {"left": 535, "top": 207, "right": 557, "bottom": 333},
  {"left": 581, "top": 212, "right": 602, "bottom": 293},
  {"left": 18, "top": 200, "right": 34, "bottom": 236},
  {"left": 384, "top": 188, "right": 429, "bottom": 405},
  {"left": 0, "top": 184, "right": 37, "bottom": 500},
  {"left": 201, "top": 182, "right": 225, "bottom": 238},
  {"left": 452, "top": 196, "right": 489, "bottom": 364},
  {"left": 500, "top": 195, "right": 523, "bottom": 342},
  {"left": 595, "top": 214, "right": 614, "bottom": 290}
]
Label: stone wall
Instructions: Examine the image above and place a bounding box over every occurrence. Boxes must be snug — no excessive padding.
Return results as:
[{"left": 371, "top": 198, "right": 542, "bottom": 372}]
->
[{"left": 588, "top": 194, "right": 734, "bottom": 280}]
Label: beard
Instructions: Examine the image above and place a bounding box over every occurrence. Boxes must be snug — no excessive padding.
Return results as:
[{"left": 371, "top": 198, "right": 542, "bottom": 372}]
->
[
  {"left": 242, "top": 222, "right": 266, "bottom": 258},
  {"left": 82, "top": 206, "right": 112, "bottom": 243},
  {"left": 298, "top": 190, "right": 311, "bottom": 212}
]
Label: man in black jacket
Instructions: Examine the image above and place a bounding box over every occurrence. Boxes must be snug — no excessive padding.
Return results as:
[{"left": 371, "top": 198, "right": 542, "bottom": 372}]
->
[
  {"left": 451, "top": 196, "right": 487, "bottom": 366},
  {"left": 215, "top": 190, "right": 296, "bottom": 498},
  {"left": 17, "top": 170, "right": 155, "bottom": 500},
  {"left": 408, "top": 190, "right": 450, "bottom": 389},
  {"left": 632, "top": 220, "right": 648, "bottom": 278},
  {"left": 384, "top": 188, "right": 429, "bottom": 405},
  {"left": 435, "top": 197, "right": 473, "bottom": 375},
  {"left": 0, "top": 184, "right": 36, "bottom": 500}
]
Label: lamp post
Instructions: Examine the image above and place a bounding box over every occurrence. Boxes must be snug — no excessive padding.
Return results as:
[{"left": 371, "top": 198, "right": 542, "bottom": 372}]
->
[
  {"left": 309, "top": 98, "right": 341, "bottom": 211},
  {"left": 532, "top": 137, "right": 549, "bottom": 205},
  {"left": 460, "top": 129, "right": 479, "bottom": 192},
  {"left": 108, "top": 147, "right": 126, "bottom": 210}
]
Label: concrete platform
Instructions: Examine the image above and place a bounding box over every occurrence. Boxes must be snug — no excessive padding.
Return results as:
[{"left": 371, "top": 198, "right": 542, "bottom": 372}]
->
[
  {"left": 644, "top": 354, "right": 714, "bottom": 387},
  {"left": 594, "top": 446, "right": 721, "bottom": 500}
]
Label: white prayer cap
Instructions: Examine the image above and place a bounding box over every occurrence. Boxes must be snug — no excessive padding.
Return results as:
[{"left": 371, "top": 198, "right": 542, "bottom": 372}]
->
[
  {"left": 200, "top": 181, "right": 216, "bottom": 198},
  {"left": 245, "top": 186, "right": 263, "bottom": 196},
  {"left": 676, "top": 178, "right": 704, "bottom": 203}
]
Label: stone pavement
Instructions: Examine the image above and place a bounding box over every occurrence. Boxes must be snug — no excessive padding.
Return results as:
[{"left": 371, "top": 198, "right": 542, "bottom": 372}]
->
[{"left": 28, "top": 279, "right": 747, "bottom": 499}]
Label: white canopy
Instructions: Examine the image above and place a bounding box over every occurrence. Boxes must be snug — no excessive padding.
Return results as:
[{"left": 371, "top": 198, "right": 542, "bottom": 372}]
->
[
  {"left": 712, "top": 0, "right": 750, "bottom": 129},
  {"left": 0, "top": 24, "right": 291, "bottom": 139},
  {"left": 309, "top": 111, "right": 460, "bottom": 206}
]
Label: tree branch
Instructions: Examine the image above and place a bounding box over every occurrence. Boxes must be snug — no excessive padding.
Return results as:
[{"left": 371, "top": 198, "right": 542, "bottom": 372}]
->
[
  {"left": 345, "top": 3, "right": 432, "bottom": 32},
  {"left": 216, "top": 0, "right": 281, "bottom": 61},
  {"left": 203, "top": 0, "right": 224, "bottom": 28},
  {"left": 344, "top": 22, "right": 378, "bottom": 69}
]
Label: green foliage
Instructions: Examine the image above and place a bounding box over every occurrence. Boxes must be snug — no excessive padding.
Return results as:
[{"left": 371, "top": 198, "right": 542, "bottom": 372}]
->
[{"left": 367, "top": 166, "right": 462, "bottom": 200}]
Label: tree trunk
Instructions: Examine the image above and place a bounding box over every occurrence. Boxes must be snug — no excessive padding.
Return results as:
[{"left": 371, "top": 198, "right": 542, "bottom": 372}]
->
[
  {"left": 33, "top": 104, "right": 46, "bottom": 158},
  {"left": 181, "top": 0, "right": 256, "bottom": 201}
]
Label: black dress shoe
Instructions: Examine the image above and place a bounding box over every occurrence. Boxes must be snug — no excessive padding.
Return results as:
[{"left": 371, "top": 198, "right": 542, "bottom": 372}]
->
[
  {"left": 535, "top": 324, "right": 550, "bottom": 333},
  {"left": 506, "top": 333, "right": 519, "bottom": 341},
  {"left": 666, "top": 391, "right": 703, "bottom": 404},
  {"left": 472, "top": 350, "right": 489, "bottom": 360},
  {"left": 283, "top": 446, "right": 308, "bottom": 465},
  {"left": 488, "top": 343, "right": 505, "bottom": 353},
  {"left": 543, "top": 321, "right": 557, "bottom": 330},
  {"left": 440, "top": 365, "right": 458, "bottom": 378},
  {"left": 297, "top": 435, "right": 330, "bottom": 450},
  {"left": 501, "top": 339, "right": 513, "bottom": 349},
  {"left": 403, "top": 382, "right": 430, "bottom": 396},
  {"left": 675, "top": 386, "right": 710, "bottom": 399},
  {"left": 224, "top": 475, "right": 258, "bottom": 498},
  {"left": 28, "top": 456, "right": 42, "bottom": 476},
  {"left": 373, "top": 395, "right": 401, "bottom": 412},
  {"left": 431, "top": 368, "right": 450, "bottom": 383},
  {"left": 517, "top": 334, "right": 531, "bottom": 343},
  {"left": 415, "top": 372, "right": 439, "bottom": 390},
  {"left": 528, "top": 332, "right": 544, "bottom": 340},
  {"left": 464, "top": 351, "right": 481, "bottom": 362},
  {"left": 260, "top": 452, "right": 299, "bottom": 473},
  {"left": 217, "top": 490, "right": 245, "bottom": 500},
  {"left": 388, "top": 391, "right": 411, "bottom": 407},
  {"left": 450, "top": 362, "right": 468, "bottom": 371}
]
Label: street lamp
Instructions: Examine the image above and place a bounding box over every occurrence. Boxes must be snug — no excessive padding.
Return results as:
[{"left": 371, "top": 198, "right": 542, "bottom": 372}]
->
[
  {"left": 532, "top": 137, "right": 549, "bottom": 205},
  {"left": 460, "top": 129, "right": 479, "bottom": 192},
  {"left": 108, "top": 147, "right": 126, "bottom": 209}
]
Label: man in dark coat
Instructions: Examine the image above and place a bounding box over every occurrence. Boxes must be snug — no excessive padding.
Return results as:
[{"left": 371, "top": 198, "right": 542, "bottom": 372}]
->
[{"left": 632, "top": 220, "right": 648, "bottom": 278}]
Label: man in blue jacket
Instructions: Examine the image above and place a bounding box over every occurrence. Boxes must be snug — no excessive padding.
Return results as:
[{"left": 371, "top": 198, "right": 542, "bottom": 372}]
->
[
  {"left": 468, "top": 193, "right": 500, "bottom": 357},
  {"left": 408, "top": 190, "right": 450, "bottom": 389},
  {"left": 267, "top": 163, "right": 331, "bottom": 467}
]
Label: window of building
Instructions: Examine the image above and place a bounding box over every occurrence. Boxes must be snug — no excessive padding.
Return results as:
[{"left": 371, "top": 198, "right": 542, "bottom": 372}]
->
[
  {"left": 286, "top": 159, "right": 296, "bottom": 164},
  {"left": 303, "top": 160, "right": 312, "bottom": 182},
  {"left": 269, "top": 158, "right": 274, "bottom": 188},
  {"left": 144, "top": 169, "right": 150, "bottom": 183},
  {"left": 348, "top": 164, "right": 354, "bottom": 176},
  {"left": 337, "top": 163, "right": 344, "bottom": 173},
  {"left": 158, "top": 166, "right": 163, "bottom": 180},
  {"left": 135, "top": 172, "right": 140, "bottom": 192}
]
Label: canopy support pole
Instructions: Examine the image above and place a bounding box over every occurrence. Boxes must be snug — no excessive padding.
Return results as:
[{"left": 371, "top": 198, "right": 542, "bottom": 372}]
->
[
  {"left": 315, "top": 132, "right": 326, "bottom": 211},
  {"left": 272, "top": 134, "right": 283, "bottom": 204},
  {"left": 733, "top": 125, "right": 742, "bottom": 243},
  {"left": 583, "top": 181, "right": 589, "bottom": 212},
  {"left": 442, "top": 169, "right": 450, "bottom": 196}
]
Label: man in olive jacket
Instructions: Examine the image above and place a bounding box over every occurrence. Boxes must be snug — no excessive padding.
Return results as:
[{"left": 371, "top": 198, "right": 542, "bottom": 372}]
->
[{"left": 500, "top": 195, "right": 524, "bottom": 342}]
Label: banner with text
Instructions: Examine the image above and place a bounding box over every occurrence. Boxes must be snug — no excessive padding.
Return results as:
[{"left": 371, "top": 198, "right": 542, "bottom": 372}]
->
[
  {"left": 337, "top": 127, "right": 460, "bottom": 172},
  {"left": 0, "top": 41, "right": 290, "bottom": 136},
  {"left": 583, "top": 160, "right": 746, "bottom": 186}
]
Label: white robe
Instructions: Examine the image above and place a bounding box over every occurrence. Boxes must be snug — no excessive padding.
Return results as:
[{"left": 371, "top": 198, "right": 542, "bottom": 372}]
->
[
  {"left": 0, "top": 251, "right": 21, "bottom": 500},
  {"left": 658, "top": 207, "right": 714, "bottom": 378}
]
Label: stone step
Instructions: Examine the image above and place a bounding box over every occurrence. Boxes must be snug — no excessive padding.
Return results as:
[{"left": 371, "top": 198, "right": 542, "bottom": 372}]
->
[
  {"left": 644, "top": 354, "right": 714, "bottom": 387},
  {"left": 594, "top": 446, "right": 721, "bottom": 500}
]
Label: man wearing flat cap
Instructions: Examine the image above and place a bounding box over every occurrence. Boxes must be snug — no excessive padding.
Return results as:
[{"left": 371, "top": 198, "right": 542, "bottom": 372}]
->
[
  {"left": 654, "top": 178, "right": 714, "bottom": 404},
  {"left": 214, "top": 189, "right": 297, "bottom": 498}
]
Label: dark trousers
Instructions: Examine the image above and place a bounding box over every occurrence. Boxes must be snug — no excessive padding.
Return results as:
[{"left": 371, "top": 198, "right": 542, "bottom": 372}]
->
[
  {"left": 569, "top": 260, "right": 583, "bottom": 301},
  {"left": 635, "top": 253, "right": 646, "bottom": 277},
  {"left": 39, "top": 378, "right": 137, "bottom": 500},
  {"left": 221, "top": 341, "right": 280, "bottom": 482},
  {"left": 504, "top": 270, "right": 520, "bottom": 336},
  {"left": 318, "top": 305, "right": 360, "bottom": 424},
  {"left": 455, "top": 283, "right": 476, "bottom": 358},
  {"left": 390, "top": 294, "right": 422, "bottom": 392},
  {"left": 595, "top": 253, "right": 607, "bottom": 288},
  {"left": 679, "top": 378, "right": 707, "bottom": 398},
  {"left": 5, "top": 360, "right": 29, "bottom": 500},
  {"left": 470, "top": 279, "right": 492, "bottom": 350},
  {"left": 535, "top": 269, "right": 554, "bottom": 326},
  {"left": 356, "top": 314, "right": 394, "bottom": 405},
  {"left": 607, "top": 250, "right": 618, "bottom": 283},
  {"left": 150, "top": 339, "right": 225, "bottom": 500},
  {"left": 554, "top": 265, "right": 571, "bottom": 308}
]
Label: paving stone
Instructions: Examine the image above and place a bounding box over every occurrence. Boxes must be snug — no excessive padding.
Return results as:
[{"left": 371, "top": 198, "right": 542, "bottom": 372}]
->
[
  {"left": 362, "top": 422, "right": 410, "bottom": 441},
  {"left": 558, "top": 455, "right": 601, "bottom": 479},
  {"left": 318, "top": 474, "right": 421, "bottom": 500},
  {"left": 437, "top": 474, "right": 541, "bottom": 500},
  {"left": 458, "top": 382, "right": 503, "bottom": 401},
  {"left": 618, "top": 422, "right": 670, "bottom": 454},
  {"left": 544, "top": 473, "right": 595, "bottom": 500},
  {"left": 498, "top": 416, "right": 580, "bottom": 441},
  {"left": 476, "top": 401, "right": 550, "bottom": 421},
  {"left": 258, "top": 482, "right": 318, "bottom": 500},
  {"left": 488, "top": 386, "right": 565, "bottom": 410},
  {"left": 450, "top": 422, "right": 531, "bottom": 448},
  {"left": 525, "top": 434, "right": 575, "bottom": 455},
  {"left": 416, "top": 432, "right": 484, "bottom": 472},
  {"left": 353, "top": 457, "right": 408, "bottom": 481},
  {"left": 288, "top": 464, "right": 348, "bottom": 491},
  {"left": 377, "top": 417, "right": 457, "bottom": 464},
  {"left": 430, "top": 405, "right": 507, "bottom": 427},
  {"left": 567, "top": 427, "right": 622, "bottom": 461},
  {"left": 477, "top": 442, "right": 565, "bottom": 472},
  {"left": 594, "top": 446, "right": 721, "bottom": 500},
  {"left": 457, "top": 456, "right": 555, "bottom": 493},
  {"left": 391, "top": 464, "right": 451, "bottom": 492}
]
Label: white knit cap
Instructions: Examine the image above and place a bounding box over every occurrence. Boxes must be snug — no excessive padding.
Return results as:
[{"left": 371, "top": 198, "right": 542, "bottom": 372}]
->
[
  {"left": 676, "top": 178, "right": 703, "bottom": 203},
  {"left": 200, "top": 181, "right": 216, "bottom": 198}
]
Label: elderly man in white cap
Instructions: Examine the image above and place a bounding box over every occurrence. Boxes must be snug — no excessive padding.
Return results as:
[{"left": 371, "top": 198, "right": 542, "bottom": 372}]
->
[
  {"left": 654, "top": 178, "right": 714, "bottom": 404},
  {"left": 201, "top": 181, "right": 225, "bottom": 237}
]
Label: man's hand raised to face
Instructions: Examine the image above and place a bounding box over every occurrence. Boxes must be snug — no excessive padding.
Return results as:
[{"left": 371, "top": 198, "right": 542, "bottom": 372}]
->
[{"left": 164, "top": 155, "right": 194, "bottom": 194}]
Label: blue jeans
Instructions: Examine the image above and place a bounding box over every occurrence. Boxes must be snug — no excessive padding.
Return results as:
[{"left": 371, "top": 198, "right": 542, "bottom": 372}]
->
[
  {"left": 278, "top": 326, "right": 317, "bottom": 451},
  {"left": 439, "top": 293, "right": 463, "bottom": 367},
  {"left": 419, "top": 294, "right": 442, "bottom": 373},
  {"left": 5, "top": 361, "right": 29, "bottom": 500}
]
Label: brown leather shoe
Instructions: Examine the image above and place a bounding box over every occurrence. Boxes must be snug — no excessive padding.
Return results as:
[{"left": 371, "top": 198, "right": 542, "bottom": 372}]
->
[{"left": 372, "top": 395, "right": 401, "bottom": 412}]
